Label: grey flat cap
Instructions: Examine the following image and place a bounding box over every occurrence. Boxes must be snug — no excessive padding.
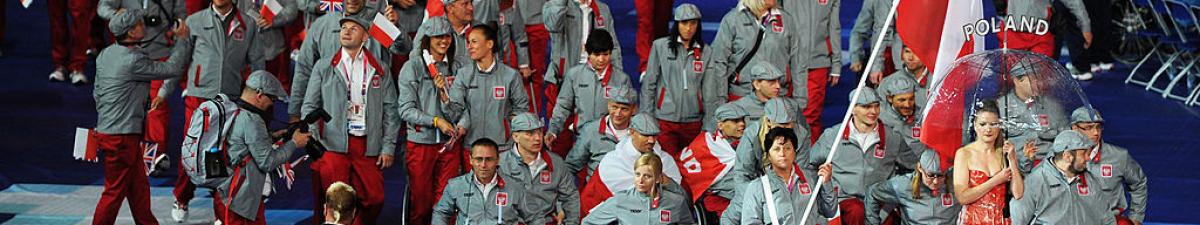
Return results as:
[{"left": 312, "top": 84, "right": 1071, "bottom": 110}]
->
[
  {"left": 606, "top": 85, "right": 638, "bottom": 105},
  {"left": 630, "top": 113, "right": 660, "bottom": 136},
  {"left": 749, "top": 61, "right": 784, "bottom": 81},
  {"left": 764, "top": 98, "right": 797, "bottom": 124},
  {"left": 1051, "top": 130, "right": 1095, "bottom": 154},
  {"left": 339, "top": 16, "right": 370, "bottom": 30},
  {"left": 714, "top": 103, "right": 748, "bottom": 122},
  {"left": 878, "top": 75, "right": 917, "bottom": 97},
  {"left": 920, "top": 150, "right": 944, "bottom": 175},
  {"left": 246, "top": 70, "right": 288, "bottom": 101},
  {"left": 510, "top": 112, "right": 544, "bottom": 132},
  {"left": 422, "top": 16, "right": 453, "bottom": 37},
  {"left": 850, "top": 87, "right": 880, "bottom": 106},
  {"left": 109, "top": 9, "right": 145, "bottom": 35},
  {"left": 1070, "top": 107, "right": 1104, "bottom": 124},
  {"left": 674, "top": 4, "right": 702, "bottom": 21}
]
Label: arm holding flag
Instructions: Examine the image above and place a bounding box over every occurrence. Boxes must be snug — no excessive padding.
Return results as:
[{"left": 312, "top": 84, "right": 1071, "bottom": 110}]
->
[{"left": 258, "top": 0, "right": 299, "bottom": 29}]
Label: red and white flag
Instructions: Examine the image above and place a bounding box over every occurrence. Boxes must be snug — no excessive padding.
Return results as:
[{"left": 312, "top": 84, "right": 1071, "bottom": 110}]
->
[
  {"left": 580, "top": 139, "right": 682, "bottom": 218},
  {"left": 369, "top": 13, "right": 403, "bottom": 47},
  {"left": 677, "top": 131, "right": 737, "bottom": 202},
  {"left": 423, "top": 0, "right": 445, "bottom": 21},
  {"left": 259, "top": 0, "right": 284, "bottom": 25},
  {"left": 896, "top": 0, "right": 986, "bottom": 168},
  {"left": 73, "top": 127, "right": 99, "bottom": 162}
]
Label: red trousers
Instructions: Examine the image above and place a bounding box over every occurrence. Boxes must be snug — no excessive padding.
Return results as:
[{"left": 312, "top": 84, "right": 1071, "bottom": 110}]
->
[
  {"left": 48, "top": 0, "right": 96, "bottom": 72},
  {"left": 998, "top": 30, "right": 1055, "bottom": 57},
  {"left": 828, "top": 198, "right": 866, "bottom": 225},
  {"left": 526, "top": 24, "right": 550, "bottom": 116},
  {"left": 319, "top": 136, "right": 385, "bottom": 225},
  {"left": 804, "top": 67, "right": 830, "bottom": 143},
  {"left": 634, "top": 0, "right": 672, "bottom": 72},
  {"left": 218, "top": 201, "right": 266, "bottom": 225},
  {"left": 656, "top": 120, "right": 702, "bottom": 158},
  {"left": 550, "top": 129, "right": 576, "bottom": 160},
  {"left": 92, "top": 133, "right": 159, "bottom": 225},
  {"left": 405, "top": 142, "right": 464, "bottom": 225},
  {"left": 174, "top": 96, "right": 206, "bottom": 206}
]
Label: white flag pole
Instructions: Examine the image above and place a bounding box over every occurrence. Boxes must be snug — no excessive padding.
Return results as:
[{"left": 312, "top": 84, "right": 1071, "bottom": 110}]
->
[{"left": 798, "top": 0, "right": 902, "bottom": 223}]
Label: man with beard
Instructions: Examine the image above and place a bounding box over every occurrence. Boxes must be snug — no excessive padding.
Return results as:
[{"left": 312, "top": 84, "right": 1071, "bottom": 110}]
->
[{"left": 1011, "top": 130, "right": 1116, "bottom": 225}]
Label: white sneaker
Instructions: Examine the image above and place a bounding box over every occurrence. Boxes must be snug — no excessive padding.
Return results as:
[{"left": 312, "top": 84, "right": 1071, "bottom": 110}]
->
[
  {"left": 70, "top": 71, "right": 88, "bottom": 85},
  {"left": 171, "top": 202, "right": 188, "bottom": 223},
  {"left": 48, "top": 68, "right": 66, "bottom": 82},
  {"left": 1091, "top": 64, "right": 1103, "bottom": 73},
  {"left": 1099, "top": 62, "right": 1115, "bottom": 70},
  {"left": 1073, "top": 72, "right": 1094, "bottom": 81}
]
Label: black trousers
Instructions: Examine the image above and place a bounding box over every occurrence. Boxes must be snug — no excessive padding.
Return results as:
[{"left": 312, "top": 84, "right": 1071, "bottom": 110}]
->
[{"left": 1053, "top": 0, "right": 1115, "bottom": 70}]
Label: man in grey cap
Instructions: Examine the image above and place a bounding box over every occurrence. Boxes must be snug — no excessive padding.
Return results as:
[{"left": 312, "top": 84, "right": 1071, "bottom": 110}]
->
[
  {"left": 498, "top": 112, "right": 581, "bottom": 225},
  {"left": 92, "top": 9, "right": 192, "bottom": 224},
  {"left": 1069, "top": 107, "right": 1148, "bottom": 225},
  {"left": 579, "top": 113, "right": 686, "bottom": 219},
  {"left": 219, "top": 71, "right": 312, "bottom": 224},
  {"left": 302, "top": 16, "right": 400, "bottom": 225},
  {"left": 639, "top": 3, "right": 708, "bottom": 157},
  {"left": 865, "top": 150, "right": 961, "bottom": 225},
  {"left": 1011, "top": 130, "right": 1116, "bottom": 225},
  {"left": 545, "top": 29, "right": 631, "bottom": 158},
  {"left": 566, "top": 85, "right": 638, "bottom": 177},
  {"left": 877, "top": 74, "right": 933, "bottom": 156},
  {"left": 395, "top": 16, "right": 465, "bottom": 225},
  {"left": 292, "top": 0, "right": 410, "bottom": 124},
  {"left": 998, "top": 64, "right": 1068, "bottom": 174},
  {"left": 732, "top": 98, "right": 813, "bottom": 184},
  {"left": 808, "top": 87, "right": 916, "bottom": 225},
  {"left": 723, "top": 61, "right": 788, "bottom": 124},
  {"left": 678, "top": 102, "right": 747, "bottom": 222}
]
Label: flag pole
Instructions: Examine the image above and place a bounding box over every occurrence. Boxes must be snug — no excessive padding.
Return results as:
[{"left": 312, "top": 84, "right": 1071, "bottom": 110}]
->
[{"left": 798, "top": 0, "right": 902, "bottom": 223}]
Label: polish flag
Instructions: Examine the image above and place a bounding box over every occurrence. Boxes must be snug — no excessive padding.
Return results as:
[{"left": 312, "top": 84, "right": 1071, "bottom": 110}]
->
[
  {"left": 580, "top": 139, "right": 682, "bottom": 218},
  {"left": 897, "top": 0, "right": 991, "bottom": 168},
  {"left": 677, "top": 131, "right": 736, "bottom": 202},
  {"left": 73, "top": 127, "right": 99, "bottom": 162},
  {"left": 423, "top": 0, "right": 445, "bottom": 21},
  {"left": 369, "top": 13, "right": 402, "bottom": 47},
  {"left": 259, "top": 0, "right": 284, "bottom": 25}
]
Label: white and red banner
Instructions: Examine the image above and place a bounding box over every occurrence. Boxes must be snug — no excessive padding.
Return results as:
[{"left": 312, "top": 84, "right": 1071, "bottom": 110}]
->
[
  {"left": 369, "top": 13, "right": 403, "bottom": 47},
  {"left": 259, "top": 0, "right": 284, "bottom": 25},
  {"left": 73, "top": 127, "right": 99, "bottom": 162},
  {"left": 677, "top": 131, "right": 737, "bottom": 202},
  {"left": 580, "top": 139, "right": 682, "bottom": 218}
]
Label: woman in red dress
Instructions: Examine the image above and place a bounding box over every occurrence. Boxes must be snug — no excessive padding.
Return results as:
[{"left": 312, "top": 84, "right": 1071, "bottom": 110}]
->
[{"left": 953, "top": 100, "right": 1026, "bottom": 225}]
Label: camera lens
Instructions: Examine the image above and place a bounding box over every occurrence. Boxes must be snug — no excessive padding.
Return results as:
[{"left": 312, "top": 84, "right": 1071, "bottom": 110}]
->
[{"left": 144, "top": 15, "right": 163, "bottom": 27}]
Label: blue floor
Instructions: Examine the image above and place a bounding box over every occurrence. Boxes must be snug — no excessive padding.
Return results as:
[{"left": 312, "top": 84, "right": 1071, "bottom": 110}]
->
[{"left": 1, "top": 0, "right": 1198, "bottom": 224}]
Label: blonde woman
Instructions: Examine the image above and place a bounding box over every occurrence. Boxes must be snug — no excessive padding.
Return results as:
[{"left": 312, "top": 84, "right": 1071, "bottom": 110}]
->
[{"left": 583, "top": 153, "right": 695, "bottom": 224}]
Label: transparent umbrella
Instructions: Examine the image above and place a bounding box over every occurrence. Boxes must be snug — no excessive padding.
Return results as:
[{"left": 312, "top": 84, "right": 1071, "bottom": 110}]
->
[{"left": 920, "top": 49, "right": 1097, "bottom": 167}]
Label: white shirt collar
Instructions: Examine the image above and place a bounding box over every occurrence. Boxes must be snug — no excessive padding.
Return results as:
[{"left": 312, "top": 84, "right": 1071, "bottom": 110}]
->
[
  {"left": 473, "top": 172, "right": 500, "bottom": 195},
  {"left": 514, "top": 146, "right": 548, "bottom": 176},
  {"left": 850, "top": 123, "right": 880, "bottom": 153},
  {"left": 477, "top": 60, "right": 497, "bottom": 73},
  {"left": 212, "top": 5, "right": 233, "bottom": 21}
]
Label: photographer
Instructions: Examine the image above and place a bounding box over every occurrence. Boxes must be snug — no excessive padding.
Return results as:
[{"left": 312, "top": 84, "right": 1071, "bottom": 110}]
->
[{"left": 217, "top": 72, "right": 311, "bottom": 224}]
